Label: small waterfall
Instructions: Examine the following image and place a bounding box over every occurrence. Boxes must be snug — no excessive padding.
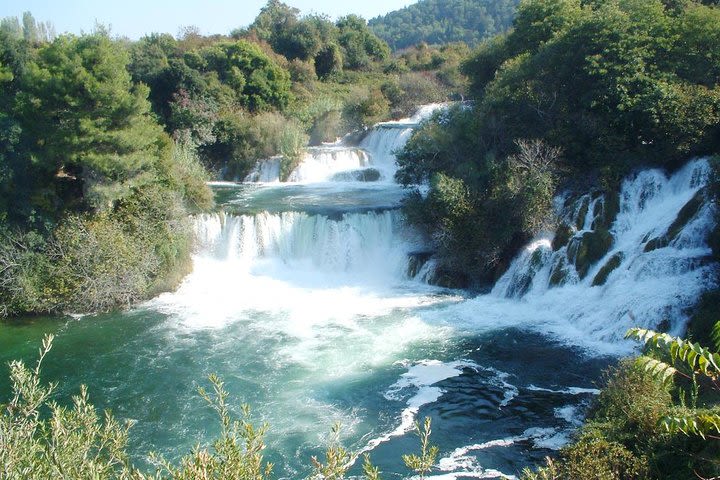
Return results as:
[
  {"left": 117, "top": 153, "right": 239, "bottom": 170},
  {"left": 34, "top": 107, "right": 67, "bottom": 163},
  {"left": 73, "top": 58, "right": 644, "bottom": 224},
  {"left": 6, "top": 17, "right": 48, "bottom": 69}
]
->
[
  {"left": 244, "top": 157, "right": 282, "bottom": 183},
  {"left": 287, "top": 147, "right": 370, "bottom": 182},
  {"left": 489, "top": 158, "right": 716, "bottom": 342},
  {"left": 244, "top": 104, "right": 448, "bottom": 184},
  {"left": 359, "top": 126, "right": 414, "bottom": 181}
]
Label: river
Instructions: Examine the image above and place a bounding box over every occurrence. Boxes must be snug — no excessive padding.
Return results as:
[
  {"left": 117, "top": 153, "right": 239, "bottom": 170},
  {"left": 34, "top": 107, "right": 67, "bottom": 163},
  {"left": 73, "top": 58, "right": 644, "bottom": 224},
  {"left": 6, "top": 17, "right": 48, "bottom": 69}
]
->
[{"left": 0, "top": 105, "right": 715, "bottom": 479}]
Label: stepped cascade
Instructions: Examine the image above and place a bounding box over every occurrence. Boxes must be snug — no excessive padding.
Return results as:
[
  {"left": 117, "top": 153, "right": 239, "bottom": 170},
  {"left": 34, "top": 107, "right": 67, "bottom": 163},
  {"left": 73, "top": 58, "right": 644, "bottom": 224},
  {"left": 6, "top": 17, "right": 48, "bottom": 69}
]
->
[{"left": 2, "top": 105, "right": 716, "bottom": 480}]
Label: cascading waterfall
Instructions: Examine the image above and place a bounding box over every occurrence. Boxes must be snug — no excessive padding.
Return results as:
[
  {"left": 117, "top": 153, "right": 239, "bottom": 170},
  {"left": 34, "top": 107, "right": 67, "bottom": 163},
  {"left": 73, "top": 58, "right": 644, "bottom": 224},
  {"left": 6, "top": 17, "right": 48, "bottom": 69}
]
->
[
  {"left": 486, "top": 158, "right": 715, "bottom": 345},
  {"left": 6, "top": 103, "right": 717, "bottom": 480},
  {"left": 244, "top": 103, "right": 447, "bottom": 183}
]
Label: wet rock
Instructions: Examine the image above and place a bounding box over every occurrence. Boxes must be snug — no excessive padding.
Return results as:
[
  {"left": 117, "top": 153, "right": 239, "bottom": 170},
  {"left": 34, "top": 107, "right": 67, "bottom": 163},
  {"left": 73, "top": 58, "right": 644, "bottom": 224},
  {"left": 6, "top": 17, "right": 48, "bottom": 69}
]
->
[{"left": 591, "top": 252, "right": 624, "bottom": 287}]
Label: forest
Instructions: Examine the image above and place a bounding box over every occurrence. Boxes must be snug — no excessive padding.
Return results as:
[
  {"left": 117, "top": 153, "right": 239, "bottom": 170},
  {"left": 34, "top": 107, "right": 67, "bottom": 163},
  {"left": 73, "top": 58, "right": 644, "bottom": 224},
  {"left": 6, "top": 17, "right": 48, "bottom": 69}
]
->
[{"left": 369, "top": 0, "right": 519, "bottom": 50}]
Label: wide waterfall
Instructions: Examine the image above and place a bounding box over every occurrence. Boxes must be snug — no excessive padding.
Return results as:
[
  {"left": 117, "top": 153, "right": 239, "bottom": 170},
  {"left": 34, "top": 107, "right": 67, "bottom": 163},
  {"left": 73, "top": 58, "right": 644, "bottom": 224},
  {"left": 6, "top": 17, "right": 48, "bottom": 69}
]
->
[{"left": 2, "top": 104, "right": 716, "bottom": 479}]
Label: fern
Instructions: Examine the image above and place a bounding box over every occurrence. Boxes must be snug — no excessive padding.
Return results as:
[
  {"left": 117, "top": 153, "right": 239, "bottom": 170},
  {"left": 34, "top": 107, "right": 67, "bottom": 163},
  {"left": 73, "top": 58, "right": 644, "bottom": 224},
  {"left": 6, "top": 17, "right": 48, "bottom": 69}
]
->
[
  {"left": 626, "top": 328, "right": 720, "bottom": 379},
  {"left": 626, "top": 326, "right": 720, "bottom": 439},
  {"left": 660, "top": 409, "right": 720, "bottom": 439},
  {"left": 635, "top": 356, "right": 677, "bottom": 385}
]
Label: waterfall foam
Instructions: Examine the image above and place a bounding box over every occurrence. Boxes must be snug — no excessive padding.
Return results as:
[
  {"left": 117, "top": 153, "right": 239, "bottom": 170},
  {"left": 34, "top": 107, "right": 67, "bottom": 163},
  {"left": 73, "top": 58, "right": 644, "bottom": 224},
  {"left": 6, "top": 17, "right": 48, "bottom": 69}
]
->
[{"left": 470, "top": 158, "right": 717, "bottom": 351}]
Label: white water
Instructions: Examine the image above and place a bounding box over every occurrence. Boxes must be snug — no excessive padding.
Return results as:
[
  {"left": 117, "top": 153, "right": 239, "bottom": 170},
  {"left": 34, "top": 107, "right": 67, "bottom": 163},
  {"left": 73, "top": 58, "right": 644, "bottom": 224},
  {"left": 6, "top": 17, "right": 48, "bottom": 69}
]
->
[
  {"left": 481, "top": 158, "right": 716, "bottom": 351},
  {"left": 244, "top": 104, "right": 447, "bottom": 183},
  {"left": 150, "top": 115, "right": 714, "bottom": 478}
]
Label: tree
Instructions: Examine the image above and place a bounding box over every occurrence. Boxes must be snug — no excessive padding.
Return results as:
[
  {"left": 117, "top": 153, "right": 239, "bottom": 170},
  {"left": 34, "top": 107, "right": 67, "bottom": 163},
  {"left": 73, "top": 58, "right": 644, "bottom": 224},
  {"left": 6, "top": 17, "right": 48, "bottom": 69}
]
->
[
  {"left": 337, "top": 15, "right": 390, "bottom": 70},
  {"left": 369, "top": 0, "right": 519, "bottom": 50},
  {"left": 13, "top": 33, "right": 170, "bottom": 215}
]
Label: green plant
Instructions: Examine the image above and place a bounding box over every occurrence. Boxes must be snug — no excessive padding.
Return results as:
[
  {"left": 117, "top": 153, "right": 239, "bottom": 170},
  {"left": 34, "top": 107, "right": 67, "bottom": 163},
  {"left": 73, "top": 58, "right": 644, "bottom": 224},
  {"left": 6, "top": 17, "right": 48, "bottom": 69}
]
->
[
  {"left": 152, "top": 375, "right": 273, "bottom": 480},
  {"left": 402, "top": 417, "right": 439, "bottom": 480},
  {"left": 626, "top": 327, "right": 720, "bottom": 438},
  {"left": 0, "top": 334, "right": 137, "bottom": 479},
  {"left": 310, "top": 423, "right": 351, "bottom": 480}
]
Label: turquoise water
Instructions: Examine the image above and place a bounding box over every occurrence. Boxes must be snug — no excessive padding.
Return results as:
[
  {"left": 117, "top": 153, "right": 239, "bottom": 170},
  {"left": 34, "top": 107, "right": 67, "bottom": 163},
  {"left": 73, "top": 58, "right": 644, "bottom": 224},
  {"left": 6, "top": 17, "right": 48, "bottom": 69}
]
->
[
  {"left": 0, "top": 181, "right": 613, "bottom": 479},
  {"left": 3, "top": 102, "right": 715, "bottom": 478}
]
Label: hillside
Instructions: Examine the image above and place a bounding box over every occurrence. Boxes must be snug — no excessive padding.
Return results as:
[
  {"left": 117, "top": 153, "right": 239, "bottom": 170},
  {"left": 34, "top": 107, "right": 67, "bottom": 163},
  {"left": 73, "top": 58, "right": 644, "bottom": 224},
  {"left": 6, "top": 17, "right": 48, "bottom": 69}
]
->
[{"left": 369, "top": 0, "right": 519, "bottom": 50}]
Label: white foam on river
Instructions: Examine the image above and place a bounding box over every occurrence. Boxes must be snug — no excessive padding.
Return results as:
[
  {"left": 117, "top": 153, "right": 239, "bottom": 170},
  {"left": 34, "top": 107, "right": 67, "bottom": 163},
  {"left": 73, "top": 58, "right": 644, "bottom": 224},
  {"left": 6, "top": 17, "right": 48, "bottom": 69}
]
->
[{"left": 143, "top": 102, "right": 715, "bottom": 478}]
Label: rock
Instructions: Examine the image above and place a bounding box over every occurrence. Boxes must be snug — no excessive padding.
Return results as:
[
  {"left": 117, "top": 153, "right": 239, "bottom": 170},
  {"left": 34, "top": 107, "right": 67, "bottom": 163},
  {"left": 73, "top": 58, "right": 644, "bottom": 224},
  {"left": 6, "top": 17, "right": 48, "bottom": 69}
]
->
[
  {"left": 331, "top": 168, "right": 382, "bottom": 182},
  {"left": 591, "top": 252, "right": 624, "bottom": 286},
  {"left": 570, "top": 228, "right": 614, "bottom": 279},
  {"left": 592, "top": 191, "right": 621, "bottom": 230},
  {"left": 549, "top": 257, "right": 570, "bottom": 287},
  {"left": 552, "top": 223, "right": 574, "bottom": 251},
  {"left": 574, "top": 196, "right": 590, "bottom": 230},
  {"left": 644, "top": 189, "right": 705, "bottom": 252},
  {"left": 407, "top": 251, "right": 434, "bottom": 278}
]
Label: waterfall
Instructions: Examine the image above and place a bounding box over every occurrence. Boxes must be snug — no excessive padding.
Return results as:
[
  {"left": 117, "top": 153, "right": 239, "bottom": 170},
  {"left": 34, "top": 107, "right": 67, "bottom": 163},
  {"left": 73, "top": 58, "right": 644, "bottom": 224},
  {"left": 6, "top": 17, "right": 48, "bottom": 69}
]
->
[
  {"left": 194, "top": 210, "right": 417, "bottom": 280},
  {"left": 286, "top": 147, "right": 370, "bottom": 182},
  {"left": 484, "top": 158, "right": 716, "bottom": 345},
  {"left": 117, "top": 105, "right": 718, "bottom": 478},
  {"left": 244, "top": 104, "right": 448, "bottom": 184}
]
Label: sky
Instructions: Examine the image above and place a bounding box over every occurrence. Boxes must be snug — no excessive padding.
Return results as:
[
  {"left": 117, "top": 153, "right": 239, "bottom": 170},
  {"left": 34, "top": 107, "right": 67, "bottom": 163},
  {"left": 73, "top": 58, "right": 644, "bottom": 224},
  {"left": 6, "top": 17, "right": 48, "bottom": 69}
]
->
[{"left": 0, "top": 0, "right": 417, "bottom": 40}]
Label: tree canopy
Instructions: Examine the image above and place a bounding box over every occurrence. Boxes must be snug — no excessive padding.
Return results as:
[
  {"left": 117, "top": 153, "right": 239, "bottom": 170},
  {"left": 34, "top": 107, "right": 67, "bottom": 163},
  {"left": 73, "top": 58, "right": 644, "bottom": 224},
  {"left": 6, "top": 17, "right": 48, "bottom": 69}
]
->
[{"left": 369, "top": 0, "right": 519, "bottom": 50}]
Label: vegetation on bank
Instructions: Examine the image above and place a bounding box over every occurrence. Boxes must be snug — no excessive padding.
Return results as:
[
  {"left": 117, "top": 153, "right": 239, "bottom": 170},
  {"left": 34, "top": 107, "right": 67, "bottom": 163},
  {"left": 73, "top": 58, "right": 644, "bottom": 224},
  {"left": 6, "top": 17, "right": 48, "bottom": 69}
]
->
[
  {"left": 522, "top": 326, "right": 720, "bottom": 480},
  {"left": 369, "top": 0, "right": 519, "bottom": 51},
  {"left": 0, "top": 25, "right": 213, "bottom": 317},
  {"left": 396, "top": 0, "right": 720, "bottom": 286}
]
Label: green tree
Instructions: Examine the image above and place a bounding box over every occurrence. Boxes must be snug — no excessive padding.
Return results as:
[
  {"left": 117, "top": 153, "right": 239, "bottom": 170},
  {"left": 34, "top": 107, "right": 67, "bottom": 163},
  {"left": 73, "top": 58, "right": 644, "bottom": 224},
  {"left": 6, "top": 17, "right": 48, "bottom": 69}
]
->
[
  {"left": 337, "top": 15, "right": 390, "bottom": 70},
  {"left": 369, "top": 0, "right": 519, "bottom": 50},
  {"left": 12, "top": 33, "right": 171, "bottom": 216}
]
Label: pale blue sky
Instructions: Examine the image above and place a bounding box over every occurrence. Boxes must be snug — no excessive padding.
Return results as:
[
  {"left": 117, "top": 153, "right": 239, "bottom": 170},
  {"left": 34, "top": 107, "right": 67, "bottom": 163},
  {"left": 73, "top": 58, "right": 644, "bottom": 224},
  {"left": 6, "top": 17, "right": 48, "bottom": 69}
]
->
[{"left": 0, "top": 0, "right": 417, "bottom": 39}]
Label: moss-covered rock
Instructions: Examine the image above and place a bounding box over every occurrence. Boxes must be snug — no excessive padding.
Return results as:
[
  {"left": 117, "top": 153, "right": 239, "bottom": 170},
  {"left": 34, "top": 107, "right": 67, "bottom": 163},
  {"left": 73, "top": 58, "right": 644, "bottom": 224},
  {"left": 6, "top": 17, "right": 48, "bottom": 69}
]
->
[
  {"left": 575, "top": 196, "right": 590, "bottom": 230},
  {"left": 507, "top": 249, "right": 548, "bottom": 297},
  {"left": 331, "top": 168, "right": 381, "bottom": 182},
  {"left": 406, "top": 251, "right": 434, "bottom": 278},
  {"left": 592, "top": 191, "right": 621, "bottom": 231},
  {"left": 643, "top": 236, "right": 664, "bottom": 253},
  {"left": 644, "top": 189, "right": 705, "bottom": 252},
  {"left": 429, "top": 268, "right": 471, "bottom": 289},
  {"left": 571, "top": 228, "right": 614, "bottom": 279},
  {"left": 552, "top": 222, "right": 573, "bottom": 251},
  {"left": 686, "top": 289, "right": 720, "bottom": 346},
  {"left": 549, "top": 257, "right": 570, "bottom": 287},
  {"left": 667, "top": 189, "right": 705, "bottom": 240},
  {"left": 591, "top": 252, "right": 624, "bottom": 287}
]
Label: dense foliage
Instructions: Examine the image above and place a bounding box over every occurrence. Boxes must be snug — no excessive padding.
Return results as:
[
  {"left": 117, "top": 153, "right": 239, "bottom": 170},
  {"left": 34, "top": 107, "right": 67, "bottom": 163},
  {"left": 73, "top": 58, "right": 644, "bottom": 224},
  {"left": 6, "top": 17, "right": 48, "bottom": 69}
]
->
[
  {"left": 124, "top": 1, "right": 464, "bottom": 181},
  {"left": 0, "top": 19, "right": 213, "bottom": 317},
  {"left": 397, "top": 0, "right": 720, "bottom": 286},
  {"left": 369, "top": 0, "right": 519, "bottom": 51}
]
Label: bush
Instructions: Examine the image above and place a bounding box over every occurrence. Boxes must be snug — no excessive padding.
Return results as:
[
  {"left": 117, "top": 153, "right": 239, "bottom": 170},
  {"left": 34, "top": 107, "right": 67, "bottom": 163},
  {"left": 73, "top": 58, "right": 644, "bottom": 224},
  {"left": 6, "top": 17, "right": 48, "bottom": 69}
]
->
[
  {"left": 0, "top": 183, "right": 195, "bottom": 316},
  {"left": 397, "top": 111, "right": 557, "bottom": 283},
  {"left": 202, "top": 111, "right": 308, "bottom": 180}
]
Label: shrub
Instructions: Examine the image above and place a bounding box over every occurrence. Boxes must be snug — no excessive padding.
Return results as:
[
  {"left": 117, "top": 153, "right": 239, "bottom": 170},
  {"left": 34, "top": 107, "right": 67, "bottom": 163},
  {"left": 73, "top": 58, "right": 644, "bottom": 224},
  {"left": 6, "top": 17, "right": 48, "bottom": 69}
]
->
[{"left": 202, "top": 111, "right": 308, "bottom": 180}]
